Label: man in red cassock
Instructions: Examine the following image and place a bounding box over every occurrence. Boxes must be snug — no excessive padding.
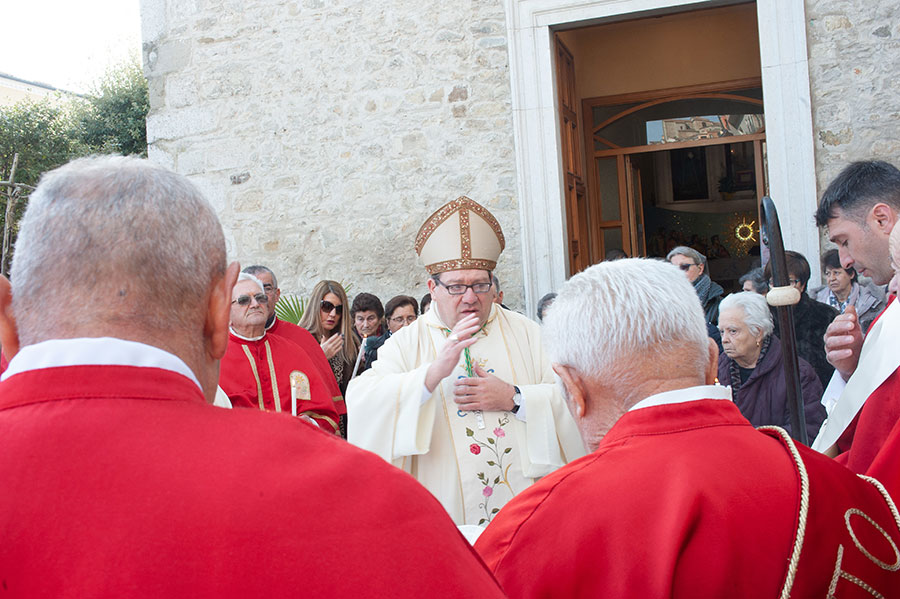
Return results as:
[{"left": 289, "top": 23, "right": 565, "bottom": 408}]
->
[
  {"left": 220, "top": 273, "right": 341, "bottom": 434},
  {"left": 474, "top": 258, "right": 900, "bottom": 598},
  {"left": 242, "top": 265, "right": 347, "bottom": 424},
  {"left": 0, "top": 156, "right": 506, "bottom": 598},
  {"left": 812, "top": 160, "right": 900, "bottom": 472}
]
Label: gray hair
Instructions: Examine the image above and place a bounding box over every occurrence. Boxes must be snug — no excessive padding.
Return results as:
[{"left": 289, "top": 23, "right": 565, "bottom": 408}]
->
[
  {"left": 666, "top": 245, "right": 706, "bottom": 267},
  {"left": 236, "top": 272, "right": 264, "bottom": 293},
  {"left": 242, "top": 265, "right": 276, "bottom": 289},
  {"left": 718, "top": 292, "right": 774, "bottom": 338},
  {"left": 11, "top": 155, "right": 225, "bottom": 343},
  {"left": 544, "top": 258, "right": 709, "bottom": 383},
  {"left": 738, "top": 267, "right": 769, "bottom": 294},
  {"left": 491, "top": 274, "right": 501, "bottom": 293}
]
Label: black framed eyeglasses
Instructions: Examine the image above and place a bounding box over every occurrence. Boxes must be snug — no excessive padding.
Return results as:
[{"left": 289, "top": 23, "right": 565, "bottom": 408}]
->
[
  {"left": 436, "top": 279, "right": 493, "bottom": 296},
  {"left": 321, "top": 300, "right": 343, "bottom": 315},
  {"left": 678, "top": 263, "right": 698, "bottom": 272},
  {"left": 233, "top": 293, "right": 268, "bottom": 306}
]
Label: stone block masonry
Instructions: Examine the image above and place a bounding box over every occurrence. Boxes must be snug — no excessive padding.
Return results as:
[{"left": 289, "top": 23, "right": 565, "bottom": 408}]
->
[
  {"left": 143, "top": 0, "right": 526, "bottom": 311},
  {"left": 806, "top": 0, "right": 900, "bottom": 194}
]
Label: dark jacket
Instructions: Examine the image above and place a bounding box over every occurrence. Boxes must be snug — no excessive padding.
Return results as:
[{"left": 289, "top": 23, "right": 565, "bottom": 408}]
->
[
  {"left": 357, "top": 331, "right": 389, "bottom": 373},
  {"left": 693, "top": 274, "right": 724, "bottom": 326},
  {"left": 771, "top": 293, "right": 837, "bottom": 388},
  {"left": 717, "top": 335, "right": 826, "bottom": 440}
]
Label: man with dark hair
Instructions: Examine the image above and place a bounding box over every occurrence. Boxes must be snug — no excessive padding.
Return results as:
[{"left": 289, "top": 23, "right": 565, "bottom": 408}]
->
[
  {"left": 350, "top": 292, "right": 387, "bottom": 374},
  {"left": 763, "top": 250, "right": 837, "bottom": 387},
  {"left": 536, "top": 292, "right": 556, "bottom": 322},
  {"left": 0, "top": 156, "right": 506, "bottom": 597},
  {"left": 241, "top": 264, "right": 346, "bottom": 426},
  {"left": 812, "top": 160, "right": 900, "bottom": 473}
]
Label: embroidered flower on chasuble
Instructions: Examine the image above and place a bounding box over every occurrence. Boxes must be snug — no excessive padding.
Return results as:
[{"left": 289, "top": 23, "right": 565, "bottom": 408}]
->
[{"left": 466, "top": 416, "right": 514, "bottom": 525}]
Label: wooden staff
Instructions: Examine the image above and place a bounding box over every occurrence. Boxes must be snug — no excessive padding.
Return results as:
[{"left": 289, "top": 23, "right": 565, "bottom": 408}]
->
[{"left": 760, "top": 195, "right": 808, "bottom": 445}]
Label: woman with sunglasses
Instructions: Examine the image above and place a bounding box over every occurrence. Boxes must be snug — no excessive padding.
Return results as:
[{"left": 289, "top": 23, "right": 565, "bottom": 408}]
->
[{"left": 299, "top": 280, "right": 360, "bottom": 395}]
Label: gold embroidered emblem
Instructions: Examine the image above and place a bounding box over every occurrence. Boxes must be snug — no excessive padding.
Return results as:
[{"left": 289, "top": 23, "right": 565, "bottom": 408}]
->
[{"left": 290, "top": 371, "right": 311, "bottom": 400}]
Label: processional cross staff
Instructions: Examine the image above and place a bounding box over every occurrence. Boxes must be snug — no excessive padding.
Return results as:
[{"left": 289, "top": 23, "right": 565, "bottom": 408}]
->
[{"left": 760, "top": 196, "right": 809, "bottom": 446}]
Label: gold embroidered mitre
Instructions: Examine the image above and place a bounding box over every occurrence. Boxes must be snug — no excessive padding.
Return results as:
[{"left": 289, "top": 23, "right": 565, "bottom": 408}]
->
[{"left": 414, "top": 196, "right": 506, "bottom": 275}]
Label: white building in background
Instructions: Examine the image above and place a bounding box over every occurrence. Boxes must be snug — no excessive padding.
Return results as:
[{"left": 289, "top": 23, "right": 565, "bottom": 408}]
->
[
  {"left": 139, "top": 0, "right": 899, "bottom": 313},
  {"left": 0, "top": 72, "right": 77, "bottom": 107}
]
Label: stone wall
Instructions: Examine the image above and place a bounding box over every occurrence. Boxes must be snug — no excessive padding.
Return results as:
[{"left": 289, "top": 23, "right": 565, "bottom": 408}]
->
[
  {"left": 806, "top": 0, "right": 900, "bottom": 194},
  {"left": 141, "top": 0, "right": 524, "bottom": 311}
]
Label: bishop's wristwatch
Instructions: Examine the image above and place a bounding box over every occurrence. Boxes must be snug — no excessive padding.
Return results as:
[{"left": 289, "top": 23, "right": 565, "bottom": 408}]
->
[{"left": 510, "top": 385, "right": 522, "bottom": 414}]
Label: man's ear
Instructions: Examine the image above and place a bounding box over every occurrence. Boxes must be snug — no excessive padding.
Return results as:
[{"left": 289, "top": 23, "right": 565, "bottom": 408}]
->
[
  {"left": 871, "top": 203, "right": 898, "bottom": 234},
  {"left": 205, "top": 261, "right": 240, "bottom": 360},
  {"left": 696, "top": 261, "right": 705, "bottom": 276},
  {"left": 704, "top": 337, "right": 719, "bottom": 385},
  {"left": 0, "top": 276, "right": 20, "bottom": 359},
  {"left": 552, "top": 363, "right": 587, "bottom": 419}
]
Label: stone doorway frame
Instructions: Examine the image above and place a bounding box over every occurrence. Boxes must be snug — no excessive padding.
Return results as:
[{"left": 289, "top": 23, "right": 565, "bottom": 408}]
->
[{"left": 503, "top": 0, "right": 818, "bottom": 310}]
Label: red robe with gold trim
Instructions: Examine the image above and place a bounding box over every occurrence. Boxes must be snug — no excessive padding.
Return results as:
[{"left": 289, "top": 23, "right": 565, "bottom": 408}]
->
[
  {"left": 220, "top": 331, "right": 340, "bottom": 434},
  {"left": 0, "top": 363, "right": 505, "bottom": 597},
  {"left": 475, "top": 399, "right": 900, "bottom": 598},
  {"left": 268, "top": 317, "right": 346, "bottom": 415}
]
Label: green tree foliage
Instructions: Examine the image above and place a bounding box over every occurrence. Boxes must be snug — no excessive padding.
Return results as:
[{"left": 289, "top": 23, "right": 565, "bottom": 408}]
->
[
  {"left": 0, "top": 57, "right": 150, "bottom": 271},
  {"left": 75, "top": 57, "right": 149, "bottom": 157},
  {"left": 0, "top": 100, "right": 82, "bottom": 190},
  {"left": 0, "top": 99, "right": 85, "bottom": 270}
]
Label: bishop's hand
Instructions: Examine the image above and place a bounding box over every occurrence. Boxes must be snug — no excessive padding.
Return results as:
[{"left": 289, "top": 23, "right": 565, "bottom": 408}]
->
[
  {"left": 453, "top": 364, "right": 516, "bottom": 412},
  {"left": 824, "top": 305, "right": 863, "bottom": 381},
  {"left": 424, "top": 314, "right": 481, "bottom": 392}
]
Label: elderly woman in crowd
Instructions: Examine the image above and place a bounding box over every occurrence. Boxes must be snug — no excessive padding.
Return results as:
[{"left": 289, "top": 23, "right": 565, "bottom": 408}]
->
[
  {"left": 299, "top": 280, "right": 359, "bottom": 394},
  {"left": 763, "top": 250, "right": 837, "bottom": 387},
  {"left": 739, "top": 267, "right": 769, "bottom": 295},
  {"left": 717, "top": 292, "right": 825, "bottom": 439},
  {"left": 812, "top": 249, "right": 886, "bottom": 334},
  {"left": 385, "top": 295, "right": 419, "bottom": 334}
]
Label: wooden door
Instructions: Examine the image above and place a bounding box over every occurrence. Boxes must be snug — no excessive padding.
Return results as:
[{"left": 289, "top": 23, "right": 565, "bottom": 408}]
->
[{"left": 555, "top": 36, "right": 590, "bottom": 273}]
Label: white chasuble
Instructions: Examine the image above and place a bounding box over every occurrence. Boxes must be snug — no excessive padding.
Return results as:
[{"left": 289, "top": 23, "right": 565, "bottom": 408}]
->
[{"left": 347, "top": 304, "right": 585, "bottom": 525}]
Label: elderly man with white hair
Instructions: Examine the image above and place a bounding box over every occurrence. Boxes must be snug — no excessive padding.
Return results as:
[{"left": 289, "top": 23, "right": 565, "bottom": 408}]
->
[
  {"left": 219, "top": 272, "right": 340, "bottom": 433},
  {"left": 475, "top": 258, "right": 900, "bottom": 597},
  {"left": 0, "top": 156, "right": 507, "bottom": 596}
]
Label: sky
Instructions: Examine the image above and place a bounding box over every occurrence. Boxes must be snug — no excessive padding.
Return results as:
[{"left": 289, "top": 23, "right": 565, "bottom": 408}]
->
[{"left": 1, "top": 0, "right": 142, "bottom": 94}]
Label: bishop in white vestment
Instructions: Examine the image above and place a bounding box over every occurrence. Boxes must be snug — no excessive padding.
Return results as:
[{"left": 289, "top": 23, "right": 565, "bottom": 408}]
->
[{"left": 347, "top": 197, "right": 584, "bottom": 525}]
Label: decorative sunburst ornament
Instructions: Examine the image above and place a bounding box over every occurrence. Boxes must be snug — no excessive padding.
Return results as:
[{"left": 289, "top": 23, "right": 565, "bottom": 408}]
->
[{"left": 735, "top": 218, "right": 757, "bottom": 242}]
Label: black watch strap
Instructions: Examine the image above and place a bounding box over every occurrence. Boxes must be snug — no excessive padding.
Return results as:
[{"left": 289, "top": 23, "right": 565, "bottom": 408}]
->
[{"left": 510, "top": 385, "right": 521, "bottom": 414}]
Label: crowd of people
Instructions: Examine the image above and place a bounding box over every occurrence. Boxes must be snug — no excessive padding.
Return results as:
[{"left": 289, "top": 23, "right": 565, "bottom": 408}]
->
[{"left": 2, "top": 154, "right": 900, "bottom": 596}]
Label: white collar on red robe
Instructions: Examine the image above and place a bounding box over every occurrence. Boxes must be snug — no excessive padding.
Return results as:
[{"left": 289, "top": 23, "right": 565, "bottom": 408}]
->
[
  {"left": 1, "top": 337, "right": 202, "bottom": 390},
  {"left": 628, "top": 384, "right": 732, "bottom": 412}
]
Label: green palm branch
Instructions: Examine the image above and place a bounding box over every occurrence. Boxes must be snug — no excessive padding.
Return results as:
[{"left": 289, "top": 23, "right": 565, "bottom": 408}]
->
[{"left": 275, "top": 294, "right": 306, "bottom": 325}]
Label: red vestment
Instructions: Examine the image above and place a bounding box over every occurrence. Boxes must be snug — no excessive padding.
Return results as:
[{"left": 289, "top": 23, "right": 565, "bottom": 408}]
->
[
  {"left": 268, "top": 317, "right": 346, "bottom": 415},
  {"left": 0, "top": 363, "right": 505, "bottom": 597},
  {"left": 833, "top": 297, "right": 900, "bottom": 473},
  {"left": 475, "top": 399, "right": 900, "bottom": 598},
  {"left": 220, "top": 331, "right": 340, "bottom": 434}
]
